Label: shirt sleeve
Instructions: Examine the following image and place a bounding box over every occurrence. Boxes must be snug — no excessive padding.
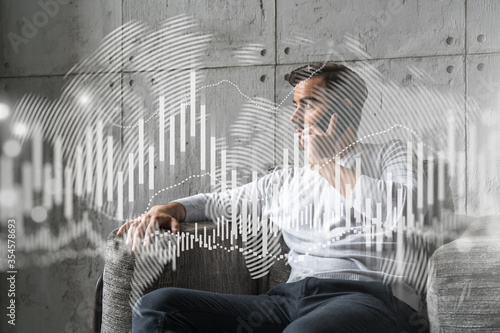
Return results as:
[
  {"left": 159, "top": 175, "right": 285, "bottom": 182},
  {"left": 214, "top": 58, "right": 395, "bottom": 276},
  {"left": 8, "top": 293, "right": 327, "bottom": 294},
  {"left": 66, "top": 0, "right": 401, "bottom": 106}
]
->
[
  {"left": 174, "top": 193, "right": 210, "bottom": 222},
  {"left": 174, "top": 168, "right": 288, "bottom": 223}
]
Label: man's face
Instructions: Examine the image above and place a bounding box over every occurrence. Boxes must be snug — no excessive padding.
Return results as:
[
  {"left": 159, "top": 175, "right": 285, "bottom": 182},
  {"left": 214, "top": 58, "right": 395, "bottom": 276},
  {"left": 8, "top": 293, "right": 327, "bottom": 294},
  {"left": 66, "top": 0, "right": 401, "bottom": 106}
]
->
[{"left": 290, "top": 76, "right": 332, "bottom": 149}]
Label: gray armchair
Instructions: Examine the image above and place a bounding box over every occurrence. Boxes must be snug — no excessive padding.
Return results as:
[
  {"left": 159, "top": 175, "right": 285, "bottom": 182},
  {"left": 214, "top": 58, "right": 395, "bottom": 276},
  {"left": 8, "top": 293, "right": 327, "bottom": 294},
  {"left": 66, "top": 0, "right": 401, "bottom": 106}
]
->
[{"left": 95, "top": 214, "right": 500, "bottom": 333}]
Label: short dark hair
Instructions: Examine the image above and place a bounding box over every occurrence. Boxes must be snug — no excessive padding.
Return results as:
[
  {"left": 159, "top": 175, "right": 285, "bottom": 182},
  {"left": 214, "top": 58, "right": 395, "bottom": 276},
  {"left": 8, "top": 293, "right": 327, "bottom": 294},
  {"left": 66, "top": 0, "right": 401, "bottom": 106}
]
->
[{"left": 288, "top": 62, "right": 368, "bottom": 132}]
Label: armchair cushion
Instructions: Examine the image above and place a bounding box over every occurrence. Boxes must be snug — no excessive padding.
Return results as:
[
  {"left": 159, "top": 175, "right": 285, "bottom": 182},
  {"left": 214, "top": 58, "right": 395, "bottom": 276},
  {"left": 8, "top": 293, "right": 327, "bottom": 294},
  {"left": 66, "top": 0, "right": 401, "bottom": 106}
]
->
[{"left": 427, "top": 215, "right": 500, "bottom": 332}]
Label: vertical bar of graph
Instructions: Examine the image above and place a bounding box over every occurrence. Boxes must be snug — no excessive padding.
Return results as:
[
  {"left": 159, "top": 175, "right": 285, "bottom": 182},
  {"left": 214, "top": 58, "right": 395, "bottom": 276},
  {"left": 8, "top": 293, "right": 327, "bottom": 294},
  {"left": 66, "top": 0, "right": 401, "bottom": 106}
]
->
[
  {"left": 200, "top": 103, "right": 206, "bottom": 170},
  {"left": 406, "top": 141, "right": 413, "bottom": 229},
  {"left": 43, "top": 163, "right": 52, "bottom": 209},
  {"left": 221, "top": 150, "right": 226, "bottom": 191},
  {"left": 86, "top": 127, "right": 93, "bottom": 194},
  {"left": 220, "top": 219, "right": 224, "bottom": 241},
  {"left": 54, "top": 137, "right": 63, "bottom": 205},
  {"left": 417, "top": 142, "right": 424, "bottom": 214},
  {"left": 128, "top": 153, "right": 134, "bottom": 203},
  {"left": 354, "top": 158, "right": 361, "bottom": 224},
  {"left": 467, "top": 124, "right": 477, "bottom": 198},
  {"left": 64, "top": 167, "right": 73, "bottom": 220},
  {"left": 345, "top": 184, "right": 352, "bottom": 229},
  {"left": 138, "top": 119, "right": 144, "bottom": 184},
  {"left": 180, "top": 103, "right": 186, "bottom": 152},
  {"left": 386, "top": 172, "right": 393, "bottom": 227},
  {"left": 231, "top": 170, "right": 237, "bottom": 238},
  {"left": 242, "top": 199, "right": 248, "bottom": 243},
  {"left": 190, "top": 70, "right": 196, "bottom": 137},
  {"left": 22, "top": 162, "right": 33, "bottom": 215},
  {"left": 427, "top": 155, "right": 435, "bottom": 208},
  {"left": 376, "top": 203, "right": 383, "bottom": 254},
  {"left": 176, "top": 234, "right": 180, "bottom": 257},
  {"left": 159, "top": 96, "right": 165, "bottom": 162},
  {"left": 396, "top": 188, "right": 403, "bottom": 232},
  {"left": 33, "top": 128, "right": 43, "bottom": 192},
  {"left": 232, "top": 169, "right": 237, "bottom": 190},
  {"left": 447, "top": 116, "right": 455, "bottom": 177},
  {"left": 283, "top": 156, "right": 290, "bottom": 214},
  {"left": 335, "top": 158, "right": 341, "bottom": 214},
  {"left": 395, "top": 217, "right": 405, "bottom": 276},
  {"left": 75, "top": 145, "right": 83, "bottom": 197},
  {"left": 170, "top": 115, "right": 175, "bottom": 165},
  {"left": 149, "top": 146, "right": 154, "bottom": 190},
  {"left": 282, "top": 149, "right": 289, "bottom": 202},
  {"left": 252, "top": 172, "right": 258, "bottom": 237},
  {"left": 171, "top": 241, "right": 177, "bottom": 270},
  {"left": 210, "top": 136, "right": 216, "bottom": 186},
  {"left": 365, "top": 198, "right": 372, "bottom": 249},
  {"left": 96, "top": 122, "right": 103, "bottom": 208},
  {"left": 283, "top": 148, "right": 288, "bottom": 167},
  {"left": 117, "top": 171, "right": 124, "bottom": 221},
  {"left": 107, "top": 136, "right": 114, "bottom": 202}
]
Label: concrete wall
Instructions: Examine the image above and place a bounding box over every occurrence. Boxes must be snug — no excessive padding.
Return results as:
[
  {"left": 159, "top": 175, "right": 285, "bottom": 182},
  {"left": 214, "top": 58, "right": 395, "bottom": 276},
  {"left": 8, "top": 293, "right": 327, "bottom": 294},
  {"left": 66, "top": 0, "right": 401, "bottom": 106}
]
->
[{"left": 1, "top": 0, "right": 499, "bottom": 332}]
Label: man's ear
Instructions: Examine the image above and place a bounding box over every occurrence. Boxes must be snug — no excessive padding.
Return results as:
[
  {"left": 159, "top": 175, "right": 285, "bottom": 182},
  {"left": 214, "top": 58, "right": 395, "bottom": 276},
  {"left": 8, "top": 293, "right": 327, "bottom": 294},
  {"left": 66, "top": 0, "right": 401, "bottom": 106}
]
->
[{"left": 343, "top": 98, "right": 353, "bottom": 109}]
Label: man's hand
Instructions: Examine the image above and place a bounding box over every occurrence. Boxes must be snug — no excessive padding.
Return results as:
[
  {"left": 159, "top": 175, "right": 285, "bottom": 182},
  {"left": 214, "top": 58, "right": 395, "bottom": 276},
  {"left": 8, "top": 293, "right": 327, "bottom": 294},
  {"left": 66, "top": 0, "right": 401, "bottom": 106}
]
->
[
  {"left": 303, "top": 114, "right": 358, "bottom": 197},
  {"left": 117, "top": 202, "right": 186, "bottom": 252},
  {"left": 303, "top": 113, "right": 356, "bottom": 166}
]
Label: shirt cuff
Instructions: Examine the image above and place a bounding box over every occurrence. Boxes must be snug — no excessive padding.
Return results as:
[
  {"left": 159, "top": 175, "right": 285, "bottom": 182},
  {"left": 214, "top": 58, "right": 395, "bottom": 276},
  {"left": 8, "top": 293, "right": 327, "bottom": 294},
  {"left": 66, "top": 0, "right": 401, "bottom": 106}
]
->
[{"left": 173, "top": 193, "right": 209, "bottom": 222}]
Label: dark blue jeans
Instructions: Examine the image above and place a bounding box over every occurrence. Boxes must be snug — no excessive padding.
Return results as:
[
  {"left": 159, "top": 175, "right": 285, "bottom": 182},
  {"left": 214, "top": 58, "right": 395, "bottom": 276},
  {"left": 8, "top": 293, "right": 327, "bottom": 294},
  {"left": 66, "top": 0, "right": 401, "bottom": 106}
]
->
[{"left": 132, "top": 277, "right": 428, "bottom": 333}]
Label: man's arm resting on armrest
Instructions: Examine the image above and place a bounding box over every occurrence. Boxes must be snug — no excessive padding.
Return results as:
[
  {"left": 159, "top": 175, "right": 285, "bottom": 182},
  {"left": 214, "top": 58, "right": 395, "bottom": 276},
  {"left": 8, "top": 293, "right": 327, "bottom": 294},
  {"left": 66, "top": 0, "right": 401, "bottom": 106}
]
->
[
  {"left": 116, "top": 201, "right": 187, "bottom": 252},
  {"left": 116, "top": 193, "right": 211, "bottom": 251}
]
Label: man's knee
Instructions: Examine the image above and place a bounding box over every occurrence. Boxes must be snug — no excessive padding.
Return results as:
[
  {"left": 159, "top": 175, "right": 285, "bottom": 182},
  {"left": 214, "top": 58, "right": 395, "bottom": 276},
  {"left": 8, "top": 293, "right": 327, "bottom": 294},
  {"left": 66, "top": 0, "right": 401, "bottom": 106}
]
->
[{"left": 135, "top": 287, "right": 186, "bottom": 313}]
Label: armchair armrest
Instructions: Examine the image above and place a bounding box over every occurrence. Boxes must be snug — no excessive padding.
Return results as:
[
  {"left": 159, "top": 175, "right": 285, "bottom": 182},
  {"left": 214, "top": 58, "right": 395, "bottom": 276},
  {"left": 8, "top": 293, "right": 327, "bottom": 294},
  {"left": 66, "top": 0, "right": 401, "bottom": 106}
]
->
[
  {"left": 101, "top": 221, "right": 258, "bottom": 333},
  {"left": 427, "top": 215, "right": 500, "bottom": 332}
]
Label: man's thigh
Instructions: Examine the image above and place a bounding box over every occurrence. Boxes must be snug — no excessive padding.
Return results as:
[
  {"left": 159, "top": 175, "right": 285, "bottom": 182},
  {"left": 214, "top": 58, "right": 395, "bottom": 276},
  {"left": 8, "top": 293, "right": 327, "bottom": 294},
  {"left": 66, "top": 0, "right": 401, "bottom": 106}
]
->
[
  {"left": 133, "top": 287, "right": 290, "bottom": 333},
  {"left": 284, "top": 292, "right": 400, "bottom": 333}
]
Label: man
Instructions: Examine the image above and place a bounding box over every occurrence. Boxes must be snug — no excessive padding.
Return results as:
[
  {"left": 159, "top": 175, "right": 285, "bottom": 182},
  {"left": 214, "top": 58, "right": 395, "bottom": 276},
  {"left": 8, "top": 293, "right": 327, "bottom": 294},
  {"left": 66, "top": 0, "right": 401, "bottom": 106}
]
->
[{"left": 118, "top": 62, "right": 427, "bottom": 332}]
